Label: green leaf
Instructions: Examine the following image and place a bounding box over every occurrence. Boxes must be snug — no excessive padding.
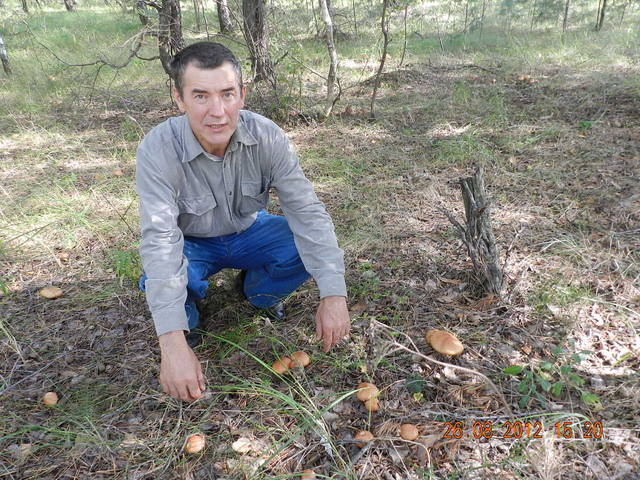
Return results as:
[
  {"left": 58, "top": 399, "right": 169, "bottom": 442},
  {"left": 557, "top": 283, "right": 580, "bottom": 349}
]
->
[
  {"left": 534, "top": 391, "right": 549, "bottom": 407},
  {"left": 405, "top": 375, "right": 426, "bottom": 394},
  {"left": 518, "top": 394, "right": 530, "bottom": 409},
  {"left": 537, "top": 376, "right": 552, "bottom": 392},
  {"left": 518, "top": 378, "right": 530, "bottom": 394},
  {"left": 552, "top": 382, "right": 563, "bottom": 396},
  {"left": 503, "top": 365, "right": 524, "bottom": 375},
  {"left": 539, "top": 361, "right": 554, "bottom": 371},
  {"left": 581, "top": 392, "right": 601, "bottom": 407},
  {"left": 569, "top": 373, "right": 585, "bottom": 386},
  {"left": 559, "top": 365, "right": 571, "bottom": 376}
]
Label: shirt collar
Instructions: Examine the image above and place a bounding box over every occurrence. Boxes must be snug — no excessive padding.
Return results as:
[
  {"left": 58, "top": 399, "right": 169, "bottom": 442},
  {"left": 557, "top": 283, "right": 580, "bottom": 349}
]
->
[{"left": 180, "top": 111, "right": 258, "bottom": 163}]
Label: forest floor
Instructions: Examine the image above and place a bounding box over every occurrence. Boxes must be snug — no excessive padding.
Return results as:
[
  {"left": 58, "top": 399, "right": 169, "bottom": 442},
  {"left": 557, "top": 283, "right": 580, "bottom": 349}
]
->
[{"left": 1, "top": 22, "right": 639, "bottom": 480}]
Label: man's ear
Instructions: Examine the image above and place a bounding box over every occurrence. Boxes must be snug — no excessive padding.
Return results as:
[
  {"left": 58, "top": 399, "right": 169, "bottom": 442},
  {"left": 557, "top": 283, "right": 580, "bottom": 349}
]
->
[{"left": 172, "top": 87, "right": 186, "bottom": 113}]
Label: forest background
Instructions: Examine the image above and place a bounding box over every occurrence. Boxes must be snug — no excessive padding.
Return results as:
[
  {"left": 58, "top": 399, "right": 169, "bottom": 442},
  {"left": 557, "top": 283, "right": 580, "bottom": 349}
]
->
[{"left": 0, "top": 0, "right": 638, "bottom": 477}]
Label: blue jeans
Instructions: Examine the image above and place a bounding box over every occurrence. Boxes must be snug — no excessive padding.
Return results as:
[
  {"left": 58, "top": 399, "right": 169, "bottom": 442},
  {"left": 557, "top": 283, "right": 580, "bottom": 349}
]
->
[{"left": 139, "top": 211, "right": 311, "bottom": 330}]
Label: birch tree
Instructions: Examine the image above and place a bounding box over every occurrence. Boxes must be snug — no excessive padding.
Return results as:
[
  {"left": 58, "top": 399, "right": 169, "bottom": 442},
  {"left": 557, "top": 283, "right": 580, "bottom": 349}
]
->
[
  {"left": 0, "top": 34, "right": 11, "bottom": 75},
  {"left": 318, "top": 0, "right": 338, "bottom": 115}
]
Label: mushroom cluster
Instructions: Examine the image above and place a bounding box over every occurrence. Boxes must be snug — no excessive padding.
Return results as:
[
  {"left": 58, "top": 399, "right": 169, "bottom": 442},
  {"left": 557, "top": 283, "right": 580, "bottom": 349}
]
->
[
  {"left": 271, "top": 351, "right": 311, "bottom": 375},
  {"left": 355, "top": 382, "right": 380, "bottom": 412}
]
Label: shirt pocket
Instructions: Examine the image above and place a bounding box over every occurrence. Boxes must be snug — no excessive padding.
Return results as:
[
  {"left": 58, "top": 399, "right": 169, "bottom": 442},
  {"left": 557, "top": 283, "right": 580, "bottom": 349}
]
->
[
  {"left": 177, "top": 194, "right": 217, "bottom": 236},
  {"left": 238, "top": 180, "right": 268, "bottom": 216}
]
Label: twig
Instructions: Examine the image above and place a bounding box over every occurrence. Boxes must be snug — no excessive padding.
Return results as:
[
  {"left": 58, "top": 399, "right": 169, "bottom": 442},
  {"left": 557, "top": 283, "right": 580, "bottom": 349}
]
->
[{"left": 372, "top": 320, "right": 513, "bottom": 417}]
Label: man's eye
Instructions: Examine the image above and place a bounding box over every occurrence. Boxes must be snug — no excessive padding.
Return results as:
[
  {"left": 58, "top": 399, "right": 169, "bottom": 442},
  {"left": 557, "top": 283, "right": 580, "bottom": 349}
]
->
[
  {"left": 195, "top": 94, "right": 205, "bottom": 100},
  {"left": 224, "top": 92, "right": 234, "bottom": 98}
]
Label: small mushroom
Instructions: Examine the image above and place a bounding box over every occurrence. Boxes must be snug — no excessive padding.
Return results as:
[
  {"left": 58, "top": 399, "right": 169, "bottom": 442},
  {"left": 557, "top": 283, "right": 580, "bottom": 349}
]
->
[
  {"left": 399, "top": 424, "right": 419, "bottom": 441},
  {"left": 184, "top": 434, "right": 205, "bottom": 454},
  {"left": 42, "top": 392, "right": 58, "bottom": 406},
  {"left": 354, "top": 430, "right": 374, "bottom": 448},
  {"left": 290, "top": 351, "right": 311, "bottom": 368},
  {"left": 356, "top": 382, "right": 379, "bottom": 402},
  {"left": 38, "top": 286, "right": 64, "bottom": 300},
  {"left": 363, "top": 397, "right": 379, "bottom": 412},
  {"left": 301, "top": 469, "right": 316, "bottom": 479},
  {"left": 271, "top": 358, "right": 290, "bottom": 375},
  {"left": 425, "top": 329, "right": 464, "bottom": 356}
]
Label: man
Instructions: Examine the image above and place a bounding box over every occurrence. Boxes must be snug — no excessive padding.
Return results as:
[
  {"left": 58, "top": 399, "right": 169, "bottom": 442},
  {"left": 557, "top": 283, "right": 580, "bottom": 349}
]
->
[{"left": 136, "top": 42, "right": 350, "bottom": 403}]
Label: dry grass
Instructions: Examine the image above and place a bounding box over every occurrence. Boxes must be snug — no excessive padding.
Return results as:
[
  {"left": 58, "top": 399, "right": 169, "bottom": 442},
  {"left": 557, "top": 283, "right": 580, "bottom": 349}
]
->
[{"left": 2, "top": 29, "right": 640, "bottom": 480}]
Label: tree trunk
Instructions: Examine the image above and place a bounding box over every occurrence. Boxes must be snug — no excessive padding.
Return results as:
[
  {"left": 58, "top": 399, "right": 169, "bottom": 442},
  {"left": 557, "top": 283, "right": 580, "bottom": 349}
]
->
[
  {"left": 216, "top": 0, "right": 233, "bottom": 34},
  {"left": 158, "top": 0, "right": 185, "bottom": 76},
  {"left": 596, "top": 0, "right": 607, "bottom": 29},
  {"left": 399, "top": 4, "right": 408, "bottom": 66},
  {"left": 351, "top": 0, "right": 358, "bottom": 37},
  {"left": 369, "top": 0, "right": 389, "bottom": 120},
  {"left": 0, "top": 35, "right": 11, "bottom": 76},
  {"left": 242, "top": 0, "right": 275, "bottom": 85},
  {"left": 193, "top": 0, "right": 201, "bottom": 32},
  {"left": 21, "top": 0, "right": 28, "bottom": 13},
  {"left": 135, "top": 0, "right": 150, "bottom": 25},
  {"left": 318, "top": 0, "right": 338, "bottom": 116},
  {"left": 530, "top": 0, "right": 537, "bottom": 30},
  {"left": 63, "top": 0, "right": 76, "bottom": 11},
  {"left": 479, "top": 0, "right": 487, "bottom": 40},
  {"left": 562, "top": 0, "right": 570, "bottom": 37}
]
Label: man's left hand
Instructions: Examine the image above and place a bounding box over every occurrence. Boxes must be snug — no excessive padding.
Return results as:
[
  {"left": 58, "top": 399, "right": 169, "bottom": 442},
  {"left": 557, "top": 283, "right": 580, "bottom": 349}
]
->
[{"left": 315, "top": 296, "right": 350, "bottom": 352}]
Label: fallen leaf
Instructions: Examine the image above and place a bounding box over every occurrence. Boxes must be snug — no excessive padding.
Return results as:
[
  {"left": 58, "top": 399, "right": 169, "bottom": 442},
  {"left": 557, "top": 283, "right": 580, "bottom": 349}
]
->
[
  {"left": 470, "top": 294, "right": 498, "bottom": 312},
  {"left": 349, "top": 301, "right": 367, "bottom": 316}
]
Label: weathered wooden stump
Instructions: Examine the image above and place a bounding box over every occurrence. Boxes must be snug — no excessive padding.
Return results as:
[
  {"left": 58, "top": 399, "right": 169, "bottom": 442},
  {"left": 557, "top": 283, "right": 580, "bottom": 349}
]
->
[{"left": 442, "top": 167, "right": 504, "bottom": 295}]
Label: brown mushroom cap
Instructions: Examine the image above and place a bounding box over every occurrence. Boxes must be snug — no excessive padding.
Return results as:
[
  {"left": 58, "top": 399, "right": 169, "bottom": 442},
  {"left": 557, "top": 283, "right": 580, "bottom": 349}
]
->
[
  {"left": 290, "top": 351, "right": 311, "bottom": 368},
  {"left": 42, "top": 392, "right": 58, "bottom": 406},
  {"left": 363, "top": 397, "right": 380, "bottom": 412},
  {"left": 301, "top": 469, "right": 316, "bottom": 479},
  {"left": 354, "top": 430, "right": 374, "bottom": 447},
  {"left": 425, "top": 329, "right": 464, "bottom": 356},
  {"left": 399, "top": 423, "right": 420, "bottom": 441},
  {"left": 184, "top": 434, "right": 205, "bottom": 454},
  {"left": 39, "top": 286, "right": 64, "bottom": 299},
  {"left": 271, "top": 359, "right": 290, "bottom": 375},
  {"left": 356, "top": 382, "right": 379, "bottom": 402}
]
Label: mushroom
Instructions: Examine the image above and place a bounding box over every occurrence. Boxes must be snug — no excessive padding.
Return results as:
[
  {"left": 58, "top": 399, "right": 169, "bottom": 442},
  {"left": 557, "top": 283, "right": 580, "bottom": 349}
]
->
[
  {"left": 356, "top": 382, "right": 379, "bottom": 402},
  {"left": 301, "top": 469, "right": 316, "bottom": 479},
  {"left": 183, "top": 434, "right": 205, "bottom": 454},
  {"left": 290, "top": 351, "right": 311, "bottom": 368},
  {"left": 42, "top": 392, "right": 58, "bottom": 406},
  {"left": 38, "top": 286, "right": 63, "bottom": 299},
  {"left": 354, "top": 430, "right": 374, "bottom": 448},
  {"left": 425, "top": 329, "right": 464, "bottom": 356},
  {"left": 271, "top": 359, "right": 290, "bottom": 375},
  {"left": 399, "top": 424, "right": 419, "bottom": 441},
  {"left": 363, "top": 397, "right": 380, "bottom": 412}
]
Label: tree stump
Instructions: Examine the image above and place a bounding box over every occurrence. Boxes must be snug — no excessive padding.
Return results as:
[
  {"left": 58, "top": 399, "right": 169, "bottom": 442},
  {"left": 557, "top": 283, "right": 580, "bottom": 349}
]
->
[{"left": 442, "top": 167, "right": 504, "bottom": 295}]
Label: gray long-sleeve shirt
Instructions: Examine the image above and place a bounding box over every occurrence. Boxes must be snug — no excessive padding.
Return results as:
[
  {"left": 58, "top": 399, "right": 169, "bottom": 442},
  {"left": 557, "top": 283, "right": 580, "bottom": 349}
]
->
[{"left": 136, "top": 110, "right": 346, "bottom": 336}]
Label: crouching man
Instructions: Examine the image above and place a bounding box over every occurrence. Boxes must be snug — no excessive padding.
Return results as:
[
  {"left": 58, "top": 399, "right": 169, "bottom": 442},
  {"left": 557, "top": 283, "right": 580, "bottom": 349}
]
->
[{"left": 136, "top": 42, "right": 350, "bottom": 402}]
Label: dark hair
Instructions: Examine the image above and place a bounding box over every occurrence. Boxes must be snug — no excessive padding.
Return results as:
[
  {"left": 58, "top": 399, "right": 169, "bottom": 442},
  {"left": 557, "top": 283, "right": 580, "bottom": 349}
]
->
[{"left": 169, "top": 42, "right": 243, "bottom": 96}]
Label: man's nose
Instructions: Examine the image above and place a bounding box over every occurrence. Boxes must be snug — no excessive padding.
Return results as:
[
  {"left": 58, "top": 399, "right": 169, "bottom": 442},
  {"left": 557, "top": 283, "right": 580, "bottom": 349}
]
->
[{"left": 207, "top": 97, "right": 225, "bottom": 117}]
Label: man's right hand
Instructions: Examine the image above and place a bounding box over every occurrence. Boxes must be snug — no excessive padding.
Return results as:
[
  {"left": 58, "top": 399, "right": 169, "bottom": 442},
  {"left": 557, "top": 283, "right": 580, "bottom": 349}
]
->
[{"left": 158, "top": 331, "right": 206, "bottom": 402}]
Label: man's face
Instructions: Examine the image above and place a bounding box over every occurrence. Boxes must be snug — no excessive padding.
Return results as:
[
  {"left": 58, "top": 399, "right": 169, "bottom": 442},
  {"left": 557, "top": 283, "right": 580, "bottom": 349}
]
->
[{"left": 173, "top": 61, "right": 246, "bottom": 157}]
